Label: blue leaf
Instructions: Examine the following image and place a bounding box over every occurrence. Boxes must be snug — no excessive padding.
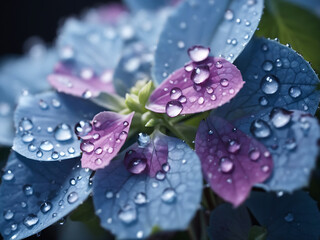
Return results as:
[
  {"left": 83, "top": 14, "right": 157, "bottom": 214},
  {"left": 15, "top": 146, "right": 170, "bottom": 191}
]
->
[
  {"left": 113, "top": 42, "right": 153, "bottom": 96},
  {"left": 0, "top": 49, "right": 57, "bottom": 146},
  {"left": 246, "top": 191, "right": 320, "bottom": 240},
  {"left": 57, "top": 18, "right": 124, "bottom": 73},
  {"left": 92, "top": 135, "right": 203, "bottom": 239},
  {"left": 124, "top": 0, "right": 174, "bottom": 12},
  {"left": 0, "top": 152, "right": 92, "bottom": 240},
  {"left": 216, "top": 37, "right": 320, "bottom": 121},
  {"left": 208, "top": 204, "right": 252, "bottom": 240},
  {"left": 233, "top": 109, "right": 320, "bottom": 192},
  {"left": 13, "top": 91, "right": 103, "bottom": 161},
  {"left": 153, "top": 0, "right": 264, "bottom": 84}
]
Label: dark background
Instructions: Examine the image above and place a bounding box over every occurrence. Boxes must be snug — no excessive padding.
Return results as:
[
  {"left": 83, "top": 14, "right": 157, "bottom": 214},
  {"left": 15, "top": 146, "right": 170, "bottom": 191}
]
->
[
  {"left": 0, "top": 1, "right": 120, "bottom": 239},
  {"left": 0, "top": 0, "right": 120, "bottom": 56}
]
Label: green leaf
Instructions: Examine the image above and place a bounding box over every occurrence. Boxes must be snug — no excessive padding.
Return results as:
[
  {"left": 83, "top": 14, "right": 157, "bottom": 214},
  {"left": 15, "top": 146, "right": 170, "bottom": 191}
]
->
[
  {"left": 91, "top": 92, "right": 126, "bottom": 112},
  {"left": 125, "top": 93, "right": 143, "bottom": 112},
  {"left": 138, "top": 81, "right": 154, "bottom": 107},
  {"left": 248, "top": 226, "right": 267, "bottom": 240},
  {"left": 257, "top": 0, "right": 320, "bottom": 73}
]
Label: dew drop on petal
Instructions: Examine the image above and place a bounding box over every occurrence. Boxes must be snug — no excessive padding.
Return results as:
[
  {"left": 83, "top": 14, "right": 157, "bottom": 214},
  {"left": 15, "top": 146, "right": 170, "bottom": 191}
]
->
[
  {"left": 40, "top": 202, "right": 52, "bottom": 214},
  {"left": 262, "top": 60, "right": 273, "bottom": 72},
  {"left": 166, "top": 101, "right": 183, "bottom": 118},
  {"left": 22, "top": 132, "right": 34, "bottom": 143},
  {"left": 187, "top": 46, "right": 210, "bottom": 62},
  {"left": 19, "top": 118, "right": 33, "bottom": 131},
  {"left": 249, "top": 149, "right": 260, "bottom": 161},
  {"left": 227, "top": 140, "right": 241, "bottom": 153},
  {"left": 191, "top": 66, "right": 210, "bottom": 84},
  {"left": 80, "top": 142, "right": 94, "bottom": 153},
  {"left": 75, "top": 120, "right": 92, "bottom": 137},
  {"left": 156, "top": 171, "right": 166, "bottom": 181},
  {"left": 220, "top": 78, "right": 229, "bottom": 87},
  {"left": 219, "top": 157, "right": 234, "bottom": 173},
  {"left": 170, "top": 87, "right": 182, "bottom": 100}
]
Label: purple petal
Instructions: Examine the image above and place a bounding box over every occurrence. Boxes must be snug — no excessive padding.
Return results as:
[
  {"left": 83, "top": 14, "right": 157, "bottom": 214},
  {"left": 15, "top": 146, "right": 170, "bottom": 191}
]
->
[
  {"left": 195, "top": 116, "right": 273, "bottom": 207},
  {"left": 146, "top": 56, "right": 244, "bottom": 117},
  {"left": 48, "top": 64, "right": 115, "bottom": 99},
  {"left": 80, "top": 112, "right": 134, "bottom": 170},
  {"left": 123, "top": 131, "right": 169, "bottom": 177},
  {"left": 88, "top": 4, "right": 127, "bottom": 24}
]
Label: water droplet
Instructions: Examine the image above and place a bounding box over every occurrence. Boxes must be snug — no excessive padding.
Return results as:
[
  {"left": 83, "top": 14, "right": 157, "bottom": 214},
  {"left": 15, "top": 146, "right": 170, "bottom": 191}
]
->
[
  {"left": 105, "top": 191, "right": 113, "bottom": 199},
  {"left": 289, "top": 86, "right": 302, "bottom": 98},
  {"left": 134, "top": 192, "right": 147, "bottom": 205},
  {"left": 166, "top": 101, "right": 183, "bottom": 118},
  {"left": 95, "top": 147, "right": 103, "bottom": 154},
  {"left": 247, "top": 0, "right": 257, "bottom": 5},
  {"left": 191, "top": 66, "right": 210, "bottom": 84},
  {"left": 231, "top": 38, "right": 237, "bottom": 45},
  {"left": 39, "top": 99, "right": 48, "bottom": 110},
  {"left": 178, "top": 95, "right": 187, "bottom": 103},
  {"left": 82, "top": 90, "right": 92, "bottom": 99},
  {"left": 36, "top": 150, "right": 43, "bottom": 158},
  {"left": 11, "top": 223, "right": 17, "bottom": 231},
  {"left": 119, "top": 131, "right": 128, "bottom": 140},
  {"left": 224, "top": 9, "right": 234, "bottom": 20},
  {"left": 137, "top": 231, "right": 144, "bottom": 239},
  {"left": 284, "top": 213, "right": 294, "bottom": 222},
  {"left": 276, "top": 58, "right": 282, "bottom": 67},
  {"left": 184, "top": 63, "right": 194, "bottom": 72},
  {"left": 2, "top": 170, "right": 14, "bottom": 181},
  {"left": 170, "top": 87, "right": 182, "bottom": 100},
  {"left": 3, "top": 210, "right": 14, "bottom": 220},
  {"left": 249, "top": 149, "right": 260, "bottom": 161},
  {"left": 261, "top": 165, "right": 270, "bottom": 173},
  {"left": 180, "top": 21, "right": 187, "bottom": 29},
  {"left": 250, "top": 119, "right": 271, "bottom": 138},
  {"left": 19, "top": 118, "right": 33, "bottom": 131},
  {"left": 262, "top": 61, "right": 273, "bottom": 72},
  {"left": 219, "top": 157, "right": 234, "bottom": 173},
  {"left": 40, "top": 140, "right": 54, "bottom": 151},
  {"left": 161, "top": 188, "right": 176, "bottom": 203},
  {"left": 156, "top": 171, "right": 166, "bottom": 181},
  {"left": 23, "top": 214, "right": 39, "bottom": 228},
  {"left": 215, "top": 61, "right": 223, "bottom": 69},
  {"left": 261, "top": 75, "right": 279, "bottom": 95},
  {"left": 40, "top": 202, "right": 52, "bottom": 213},
  {"left": 54, "top": 123, "right": 73, "bottom": 142},
  {"left": 177, "top": 41, "right": 185, "bottom": 49},
  {"left": 22, "top": 132, "right": 34, "bottom": 143},
  {"left": 68, "top": 147, "right": 75, "bottom": 154},
  {"left": 67, "top": 192, "right": 79, "bottom": 204},
  {"left": 125, "top": 151, "right": 147, "bottom": 174},
  {"left": 69, "top": 178, "right": 76, "bottom": 185},
  {"left": 270, "top": 108, "right": 292, "bottom": 128},
  {"left": 23, "top": 184, "right": 33, "bottom": 196},
  {"left": 138, "top": 133, "right": 150, "bottom": 148},
  {"left": 28, "top": 144, "right": 37, "bottom": 152},
  {"left": 118, "top": 205, "right": 137, "bottom": 224},
  {"left": 259, "top": 96, "right": 268, "bottom": 106},
  {"left": 162, "top": 163, "right": 170, "bottom": 172},
  {"left": 285, "top": 138, "right": 297, "bottom": 151},
  {"left": 220, "top": 78, "right": 229, "bottom": 87},
  {"left": 75, "top": 120, "right": 92, "bottom": 137},
  {"left": 198, "top": 97, "right": 204, "bottom": 105},
  {"left": 80, "top": 142, "right": 94, "bottom": 153},
  {"left": 227, "top": 140, "right": 241, "bottom": 153},
  {"left": 95, "top": 158, "right": 102, "bottom": 165},
  {"left": 107, "top": 147, "right": 114, "bottom": 154},
  {"left": 187, "top": 46, "right": 210, "bottom": 62},
  {"left": 51, "top": 99, "right": 61, "bottom": 108},
  {"left": 123, "top": 121, "right": 129, "bottom": 127},
  {"left": 211, "top": 94, "right": 217, "bottom": 101}
]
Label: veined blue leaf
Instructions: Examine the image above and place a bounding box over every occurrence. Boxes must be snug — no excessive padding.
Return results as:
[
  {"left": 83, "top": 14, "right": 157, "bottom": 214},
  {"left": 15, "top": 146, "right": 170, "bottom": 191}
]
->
[
  {"left": 13, "top": 91, "right": 103, "bottom": 161},
  {"left": 0, "top": 152, "right": 92, "bottom": 240},
  {"left": 153, "top": 0, "right": 264, "bottom": 84},
  {"left": 124, "top": 0, "right": 176, "bottom": 13},
  {"left": 246, "top": 191, "right": 320, "bottom": 240},
  {"left": 92, "top": 135, "right": 202, "bottom": 239}
]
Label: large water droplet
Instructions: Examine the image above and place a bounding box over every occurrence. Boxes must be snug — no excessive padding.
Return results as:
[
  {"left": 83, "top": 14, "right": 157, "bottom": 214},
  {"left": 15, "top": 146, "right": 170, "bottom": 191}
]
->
[
  {"left": 187, "top": 46, "right": 210, "bottom": 62},
  {"left": 249, "top": 149, "right": 260, "bottom": 161},
  {"left": 125, "top": 151, "right": 147, "bottom": 174},
  {"left": 22, "top": 132, "right": 34, "bottom": 143},
  {"left": 40, "top": 202, "right": 52, "bottom": 214},
  {"left": 284, "top": 213, "right": 294, "bottom": 222},
  {"left": 40, "top": 140, "right": 54, "bottom": 151},
  {"left": 67, "top": 192, "right": 79, "bottom": 204},
  {"left": 219, "top": 157, "right": 234, "bottom": 173},
  {"left": 227, "top": 140, "right": 241, "bottom": 153},
  {"left": 261, "top": 75, "right": 279, "bottom": 95},
  {"left": 75, "top": 120, "right": 92, "bottom": 137},
  {"left": 23, "top": 214, "right": 39, "bottom": 228},
  {"left": 270, "top": 108, "right": 292, "bottom": 128},
  {"left": 262, "top": 60, "right": 273, "bottom": 72},
  {"left": 134, "top": 192, "right": 147, "bottom": 205},
  {"left": 166, "top": 101, "right": 183, "bottom": 118},
  {"left": 156, "top": 171, "right": 166, "bottom": 181},
  {"left": 170, "top": 88, "right": 182, "bottom": 100},
  {"left": 138, "top": 133, "right": 150, "bottom": 148},
  {"left": 23, "top": 184, "right": 33, "bottom": 196},
  {"left": 161, "top": 188, "right": 176, "bottom": 203},
  {"left": 250, "top": 119, "right": 271, "bottom": 138},
  {"left": 80, "top": 142, "right": 94, "bottom": 153},
  {"left": 54, "top": 123, "right": 73, "bottom": 141},
  {"left": 224, "top": 9, "right": 234, "bottom": 21},
  {"left": 191, "top": 66, "right": 210, "bottom": 84},
  {"left": 19, "top": 118, "right": 33, "bottom": 131},
  {"left": 2, "top": 170, "right": 14, "bottom": 181},
  {"left": 289, "top": 86, "right": 302, "bottom": 98},
  {"left": 118, "top": 205, "right": 137, "bottom": 224}
]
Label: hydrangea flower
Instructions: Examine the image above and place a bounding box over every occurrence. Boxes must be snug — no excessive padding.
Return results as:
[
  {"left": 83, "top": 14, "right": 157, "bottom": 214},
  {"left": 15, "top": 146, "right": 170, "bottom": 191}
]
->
[{"left": 1, "top": 0, "right": 320, "bottom": 240}]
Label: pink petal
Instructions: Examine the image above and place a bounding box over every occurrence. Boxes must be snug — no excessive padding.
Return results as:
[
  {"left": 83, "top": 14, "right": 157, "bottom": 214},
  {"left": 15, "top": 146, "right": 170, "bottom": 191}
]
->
[
  {"left": 146, "top": 57, "right": 244, "bottom": 117},
  {"left": 123, "top": 131, "right": 168, "bottom": 177},
  {"left": 48, "top": 63, "right": 115, "bottom": 99},
  {"left": 80, "top": 111, "right": 134, "bottom": 170},
  {"left": 195, "top": 116, "right": 273, "bottom": 207}
]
